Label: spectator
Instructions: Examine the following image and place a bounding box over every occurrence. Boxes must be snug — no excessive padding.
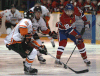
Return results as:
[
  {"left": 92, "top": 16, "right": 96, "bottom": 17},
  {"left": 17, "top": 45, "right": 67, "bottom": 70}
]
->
[
  {"left": 52, "top": 1, "right": 59, "bottom": 12},
  {"left": 97, "top": 0, "right": 100, "bottom": 13},
  {"left": 91, "top": 0, "right": 98, "bottom": 11},
  {"left": 41, "top": 0, "right": 47, "bottom": 7},
  {"left": 76, "top": 0, "right": 84, "bottom": 10},
  {"left": 70, "top": 0, "right": 77, "bottom": 6},
  {"left": 84, "top": 0, "right": 91, "bottom": 5},
  {"left": 17, "top": 2, "right": 27, "bottom": 11},
  {"left": 47, "top": 0, "right": 53, "bottom": 12},
  {"left": 83, "top": 0, "right": 92, "bottom": 13},
  {"left": 58, "top": 0, "right": 69, "bottom": 12}
]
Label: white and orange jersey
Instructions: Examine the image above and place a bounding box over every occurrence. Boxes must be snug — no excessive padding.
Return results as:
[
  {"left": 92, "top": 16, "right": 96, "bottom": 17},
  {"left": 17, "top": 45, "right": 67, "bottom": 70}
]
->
[
  {"left": 5, "top": 9, "right": 23, "bottom": 24},
  {"left": 4, "top": 18, "right": 33, "bottom": 45},
  {"left": 32, "top": 17, "right": 50, "bottom": 34},
  {"left": 0, "top": 9, "right": 9, "bottom": 18},
  {"left": 30, "top": 5, "right": 50, "bottom": 17},
  {"left": 30, "top": 5, "right": 50, "bottom": 26}
]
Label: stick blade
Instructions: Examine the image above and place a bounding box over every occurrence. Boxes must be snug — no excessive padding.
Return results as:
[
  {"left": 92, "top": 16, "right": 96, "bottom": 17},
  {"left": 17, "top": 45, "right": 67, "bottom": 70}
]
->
[
  {"left": 75, "top": 69, "right": 89, "bottom": 74},
  {"left": 68, "top": 66, "right": 89, "bottom": 74}
]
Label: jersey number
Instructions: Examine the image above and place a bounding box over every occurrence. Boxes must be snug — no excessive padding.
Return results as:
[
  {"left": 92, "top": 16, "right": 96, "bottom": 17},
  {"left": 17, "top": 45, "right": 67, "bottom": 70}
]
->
[
  {"left": 24, "top": 21, "right": 29, "bottom": 26},
  {"left": 64, "top": 24, "right": 69, "bottom": 30}
]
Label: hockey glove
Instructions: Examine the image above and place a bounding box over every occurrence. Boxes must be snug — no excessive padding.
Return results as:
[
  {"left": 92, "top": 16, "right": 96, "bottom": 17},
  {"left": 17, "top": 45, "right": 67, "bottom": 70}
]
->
[
  {"left": 49, "top": 31, "right": 58, "bottom": 39},
  {"left": 25, "top": 33, "right": 32, "bottom": 43},
  {"left": 6, "top": 44, "right": 12, "bottom": 50},
  {"left": 70, "top": 29, "right": 82, "bottom": 39},
  {"left": 39, "top": 45, "right": 47, "bottom": 55},
  {"left": 84, "top": 21, "right": 90, "bottom": 29}
]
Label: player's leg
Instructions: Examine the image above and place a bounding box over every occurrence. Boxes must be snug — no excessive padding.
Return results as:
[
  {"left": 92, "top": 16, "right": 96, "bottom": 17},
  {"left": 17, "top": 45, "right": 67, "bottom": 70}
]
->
[
  {"left": 33, "top": 33, "right": 46, "bottom": 64},
  {"left": 6, "top": 43, "right": 38, "bottom": 75},
  {"left": 24, "top": 48, "right": 38, "bottom": 75},
  {"left": 68, "top": 29, "right": 91, "bottom": 65},
  {"left": 5, "top": 22, "right": 12, "bottom": 34},
  {"left": 55, "top": 30, "right": 67, "bottom": 65}
]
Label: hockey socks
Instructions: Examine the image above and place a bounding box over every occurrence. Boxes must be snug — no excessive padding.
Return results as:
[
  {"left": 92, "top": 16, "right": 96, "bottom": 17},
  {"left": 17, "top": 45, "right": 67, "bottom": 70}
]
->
[{"left": 56, "top": 51, "right": 63, "bottom": 59}]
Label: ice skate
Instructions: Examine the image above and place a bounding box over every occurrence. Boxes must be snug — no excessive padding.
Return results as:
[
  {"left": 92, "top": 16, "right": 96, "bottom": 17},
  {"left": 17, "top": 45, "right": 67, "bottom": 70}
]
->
[
  {"left": 23, "top": 61, "right": 38, "bottom": 75},
  {"left": 84, "top": 59, "right": 91, "bottom": 66},
  {"left": 51, "top": 39, "right": 55, "bottom": 47},
  {"left": 55, "top": 59, "right": 62, "bottom": 65},
  {"left": 38, "top": 55, "right": 46, "bottom": 64}
]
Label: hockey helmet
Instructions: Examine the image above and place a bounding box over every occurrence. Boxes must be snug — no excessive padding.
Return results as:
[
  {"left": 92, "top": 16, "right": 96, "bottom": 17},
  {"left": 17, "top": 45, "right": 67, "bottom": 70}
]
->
[
  {"left": 64, "top": 4, "right": 74, "bottom": 16},
  {"left": 65, "top": 4, "right": 74, "bottom": 11},
  {"left": 34, "top": 6, "right": 42, "bottom": 13}
]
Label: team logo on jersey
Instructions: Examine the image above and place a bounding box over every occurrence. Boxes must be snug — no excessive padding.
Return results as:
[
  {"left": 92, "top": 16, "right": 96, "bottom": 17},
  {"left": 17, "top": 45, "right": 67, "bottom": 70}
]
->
[{"left": 70, "top": 20, "right": 72, "bottom": 23}]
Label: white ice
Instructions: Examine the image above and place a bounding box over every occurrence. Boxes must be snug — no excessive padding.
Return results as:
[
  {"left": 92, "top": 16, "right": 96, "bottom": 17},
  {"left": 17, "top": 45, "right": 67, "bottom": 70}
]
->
[{"left": 0, "top": 38, "right": 100, "bottom": 76}]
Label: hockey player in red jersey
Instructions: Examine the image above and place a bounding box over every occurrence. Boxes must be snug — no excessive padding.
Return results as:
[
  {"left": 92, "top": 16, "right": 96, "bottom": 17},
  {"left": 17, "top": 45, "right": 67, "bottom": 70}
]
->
[{"left": 55, "top": 4, "right": 91, "bottom": 65}]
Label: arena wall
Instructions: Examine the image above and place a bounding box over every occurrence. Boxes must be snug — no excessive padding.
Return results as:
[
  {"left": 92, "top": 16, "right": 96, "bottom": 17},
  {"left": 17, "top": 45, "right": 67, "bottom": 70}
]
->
[{"left": 0, "top": 12, "right": 100, "bottom": 44}]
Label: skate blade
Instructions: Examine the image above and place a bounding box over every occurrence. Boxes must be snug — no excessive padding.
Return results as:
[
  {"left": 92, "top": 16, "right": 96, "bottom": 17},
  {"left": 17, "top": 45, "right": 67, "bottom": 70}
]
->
[
  {"left": 52, "top": 44, "right": 55, "bottom": 47},
  {"left": 86, "top": 64, "right": 91, "bottom": 66},
  {"left": 54, "top": 63, "right": 62, "bottom": 67},
  {"left": 40, "top": 61, "right": 46, "bottom": 64},
  {"left": 84, "top": 62, "right": 91, "bottom": 66},
  {"left": 25, "top": 72, "right": 37, "bottom": 75}
]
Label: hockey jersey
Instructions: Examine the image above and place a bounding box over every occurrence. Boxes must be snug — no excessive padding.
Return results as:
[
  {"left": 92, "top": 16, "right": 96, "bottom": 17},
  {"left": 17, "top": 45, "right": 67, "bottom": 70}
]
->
[
  {"left": 0, "top": 9, "right": 23, "bottom": 24},
  {"left": 57, "top": 7, "right": 87, "bottom": 30},
  {"left": 32, "top": 17, "right": 50, "bottom": 34},
  {"left": 4, "top": 19, "right": 33, "bottom": 45}
]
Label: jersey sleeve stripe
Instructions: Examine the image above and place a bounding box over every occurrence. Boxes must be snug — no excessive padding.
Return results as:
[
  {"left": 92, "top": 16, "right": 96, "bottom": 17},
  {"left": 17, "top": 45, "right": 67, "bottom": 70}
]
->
[{"left": 19, "top": 25, "right": 27, "bottom": 28}]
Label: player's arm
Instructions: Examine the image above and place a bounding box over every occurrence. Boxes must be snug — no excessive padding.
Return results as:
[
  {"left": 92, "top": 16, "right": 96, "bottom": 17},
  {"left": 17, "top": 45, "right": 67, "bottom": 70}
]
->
[
  {"left": 59, "top": 15, "right": 81, "bottom": 39},
  {"left": 0, "top": 10, "right": 7, "bottom": 25},
  {"left": 19, "top": 23, "right": 38, "bottom": 46},
  {"left": 77, "top": 7, "right": 90, "bottom": 28},
  {"left": 43, "top": 6, "right": 50, "bottom": 28},
  {"left": 0, "top": 11, "right": 5, "bottom": 19},
  {"left": 43, "top": 12, "right": 50, "bottom": 23},
  {"left": 40, "top": 18, "right": 57, "bottom": 39}
]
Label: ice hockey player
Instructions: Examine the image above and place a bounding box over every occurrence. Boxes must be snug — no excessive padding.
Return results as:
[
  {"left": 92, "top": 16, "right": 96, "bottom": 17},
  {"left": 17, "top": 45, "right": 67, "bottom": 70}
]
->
[
  {"left": 55, "top": 4, "right": 91, "bottom": 65},
  {"left": 0, "top": 4, "right": 23, "bottom": 34},
  {"left": 30, "top": 3, "right": 55, "bottom": 48},
  {"left": 4, "top": 11, "right": 48, "bottom": 75},
  {"left": 30, "top": 6, "right": 57, "bottom": 64}
]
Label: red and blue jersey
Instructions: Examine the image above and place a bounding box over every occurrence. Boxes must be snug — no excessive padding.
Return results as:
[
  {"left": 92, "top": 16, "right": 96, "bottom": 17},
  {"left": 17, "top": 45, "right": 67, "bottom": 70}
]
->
[{"left": 56, "top": 7, "right": 87, "bottom": 30}]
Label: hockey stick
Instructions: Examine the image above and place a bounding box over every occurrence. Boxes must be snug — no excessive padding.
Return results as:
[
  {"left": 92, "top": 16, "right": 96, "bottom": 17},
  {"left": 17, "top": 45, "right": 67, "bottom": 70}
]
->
[
  {"left": 66, "top": 27, "right": 86, "bottom": 65},
  {"left": 47, "top": 52, "right": 89, "bottom": 74},
  {"left": 30, "top": 41, "right": 89, "bottom": 74}
]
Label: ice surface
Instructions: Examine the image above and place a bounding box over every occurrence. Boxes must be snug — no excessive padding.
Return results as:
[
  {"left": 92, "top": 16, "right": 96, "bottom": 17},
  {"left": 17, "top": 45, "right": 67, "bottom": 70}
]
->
[{"left": 0, "top": 38, "right": 100, "bottom": 76}]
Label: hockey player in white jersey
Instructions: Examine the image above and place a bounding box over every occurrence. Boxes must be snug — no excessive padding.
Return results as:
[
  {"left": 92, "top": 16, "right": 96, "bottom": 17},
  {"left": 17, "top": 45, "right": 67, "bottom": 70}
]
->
[
  {"left": 4, "top": 11, "right": 48, "bottom": 75},
  {"left": 0, "top": 4, "right": 23, "bottom": 34},
  {"left": 30, "top": 3, "right": 55, "bottom": 48},
  {"left": 30, "top": 6, "right": 57, "bottom": 64}
]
